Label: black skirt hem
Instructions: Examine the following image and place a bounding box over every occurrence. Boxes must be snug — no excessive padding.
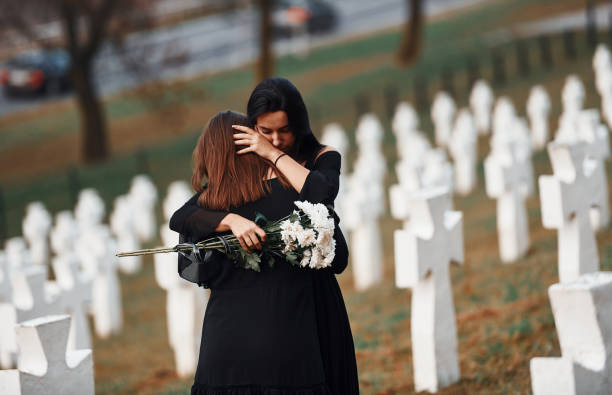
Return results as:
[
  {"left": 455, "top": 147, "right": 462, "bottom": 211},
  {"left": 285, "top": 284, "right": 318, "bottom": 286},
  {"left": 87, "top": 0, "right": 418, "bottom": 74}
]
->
[{"left": 191, "top": 382, "right": 332, "bottom": 395}]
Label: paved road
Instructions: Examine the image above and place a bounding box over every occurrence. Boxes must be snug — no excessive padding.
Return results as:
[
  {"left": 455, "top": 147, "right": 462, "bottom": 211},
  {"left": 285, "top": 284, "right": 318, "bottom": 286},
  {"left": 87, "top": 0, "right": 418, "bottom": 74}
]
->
[{"left": 0, "top": 0, "right": 482, "bottom": 117}]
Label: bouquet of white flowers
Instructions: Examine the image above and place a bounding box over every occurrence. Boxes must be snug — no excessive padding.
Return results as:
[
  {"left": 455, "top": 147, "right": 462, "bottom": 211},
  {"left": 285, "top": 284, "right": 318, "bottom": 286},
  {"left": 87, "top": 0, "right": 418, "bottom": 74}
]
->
[{"left": 117, "top": 201, "right": 336, "bottom": 272}]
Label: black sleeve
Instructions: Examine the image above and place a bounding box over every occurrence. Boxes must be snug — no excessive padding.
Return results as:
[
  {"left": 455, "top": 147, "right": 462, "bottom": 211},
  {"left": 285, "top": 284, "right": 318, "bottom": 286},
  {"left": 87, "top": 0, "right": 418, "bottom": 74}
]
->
[
  {"left": 177, "top": 233, "right": 224, "bottom": 289},
  {"left": 330, "top": 215, "right": 349, "bottom": 274},
  {"left": 169, "top": 192, "right": 229, "bottom": 242},
  {"left": 299, "top": 151, "right": 341, "bottom": 206}
]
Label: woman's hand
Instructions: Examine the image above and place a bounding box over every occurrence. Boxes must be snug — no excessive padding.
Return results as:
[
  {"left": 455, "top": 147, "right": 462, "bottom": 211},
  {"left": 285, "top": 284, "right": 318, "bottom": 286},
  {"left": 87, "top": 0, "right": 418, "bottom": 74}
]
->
[
  {"left": 232, "top": 125, "right": 281, "bottom": 161},
  {"left": 221, "top": 213, "right": 266, "bottom": 252}
]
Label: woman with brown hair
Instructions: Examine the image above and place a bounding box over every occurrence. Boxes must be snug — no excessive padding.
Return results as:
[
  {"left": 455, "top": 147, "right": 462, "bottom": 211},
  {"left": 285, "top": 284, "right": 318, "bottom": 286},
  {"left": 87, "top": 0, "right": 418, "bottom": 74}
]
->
[
  {"left": 184, "top": 110, "right": 339, "bottom": 393},
  {"left": 171, "top": 78, "right": 359, "bottom": 394}
]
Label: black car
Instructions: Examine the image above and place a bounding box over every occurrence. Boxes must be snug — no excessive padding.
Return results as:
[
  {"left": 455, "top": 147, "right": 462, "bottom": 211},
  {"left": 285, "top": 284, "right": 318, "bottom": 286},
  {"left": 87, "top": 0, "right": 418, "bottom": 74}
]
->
[
  {"left": 0, "top": 49, "right": 71, "bottom": 98},
  {"left": 272, "top": 0, "right": 338, "bottom": 38}
]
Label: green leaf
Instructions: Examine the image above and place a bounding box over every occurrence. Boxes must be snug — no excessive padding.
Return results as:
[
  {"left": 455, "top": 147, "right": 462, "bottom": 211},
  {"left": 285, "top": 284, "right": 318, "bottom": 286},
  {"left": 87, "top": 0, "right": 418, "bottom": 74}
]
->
[
  {"left": 245, "top": 252, "right": 261, "bottom": 272},
  {"left": 285, "top": 252, "right": 299, "bottom": 266}
]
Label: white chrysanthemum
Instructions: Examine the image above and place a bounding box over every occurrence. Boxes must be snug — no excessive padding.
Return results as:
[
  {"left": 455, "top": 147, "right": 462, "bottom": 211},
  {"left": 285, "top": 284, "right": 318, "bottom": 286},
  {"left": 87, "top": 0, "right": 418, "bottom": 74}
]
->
[
  {"left": 300, "top": 249, "right": 312, "bottom": 267},
  {"left": 282, "top": 240, "right": 297, "bottom": 253},
  {"left": 308, "top": 247, "right": 323, "bottom": 269},
  {"left": 297, "top": 228, "right": 316, "bottom": 247},
  {"left": 295, "top": 201, "right": 334, "bottom": 230},
  {"left": 281, "top": 220, "right": 302, "bottom": 252},
  {"left": 321, "top": 238, "right": 336, "bottom": 266},
  {"left": 316, "top": 228, "right": 333, "bottom": 246}
]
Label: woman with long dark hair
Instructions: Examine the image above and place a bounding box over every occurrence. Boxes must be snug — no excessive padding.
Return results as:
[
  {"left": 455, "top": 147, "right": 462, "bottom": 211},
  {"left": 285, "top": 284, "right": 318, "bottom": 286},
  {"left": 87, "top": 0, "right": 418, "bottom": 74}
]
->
[
  {"left": 185, "top": 110, "right": 339, "bottom": 393},
  {"left": 170, "top": 78, "right": 359, "bottom": 394}
]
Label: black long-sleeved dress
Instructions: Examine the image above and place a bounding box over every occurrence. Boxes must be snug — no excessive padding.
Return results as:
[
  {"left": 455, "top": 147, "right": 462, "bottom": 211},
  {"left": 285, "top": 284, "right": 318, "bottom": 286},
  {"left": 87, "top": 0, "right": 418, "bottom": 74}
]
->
[{"left": 170, "top": 151, "right": 359, "bottom": 395}]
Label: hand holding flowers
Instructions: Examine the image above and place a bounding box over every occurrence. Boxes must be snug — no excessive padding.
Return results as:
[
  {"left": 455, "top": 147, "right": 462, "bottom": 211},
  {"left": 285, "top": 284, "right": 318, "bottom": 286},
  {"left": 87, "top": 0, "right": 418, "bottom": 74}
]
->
[{"left": 117, "top": 201, "right": 337, "bottom": 272}]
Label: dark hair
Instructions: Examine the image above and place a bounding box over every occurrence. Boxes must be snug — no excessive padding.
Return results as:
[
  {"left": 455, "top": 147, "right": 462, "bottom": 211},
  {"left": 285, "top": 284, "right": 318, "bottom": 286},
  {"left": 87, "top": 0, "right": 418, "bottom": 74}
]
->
[
  {"left": 192, "top": 110, "right": 290, "bottom": 210},
  {"left": 247, "top": 77, "right": 324, "bottom": 163}
]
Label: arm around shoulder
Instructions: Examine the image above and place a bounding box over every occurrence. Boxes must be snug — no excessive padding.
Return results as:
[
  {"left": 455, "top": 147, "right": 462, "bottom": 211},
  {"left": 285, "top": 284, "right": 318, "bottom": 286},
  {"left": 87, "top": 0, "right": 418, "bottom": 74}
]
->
[{"left": 299, "top": 148, "right": 342, "bottom": 205}]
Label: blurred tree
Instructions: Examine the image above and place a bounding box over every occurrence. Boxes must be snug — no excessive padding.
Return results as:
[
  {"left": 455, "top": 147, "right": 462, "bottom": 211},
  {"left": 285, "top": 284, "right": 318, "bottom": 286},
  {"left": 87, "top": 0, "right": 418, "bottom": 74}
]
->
[
  {"left": 257, "top": 0, "right": 274, "bottom": 82},
  {"left": 397, "top": 0, "right": 423, "bottom": 66},
  {"left": 0, "top": 0, "right": 158, "bottom": 164}
]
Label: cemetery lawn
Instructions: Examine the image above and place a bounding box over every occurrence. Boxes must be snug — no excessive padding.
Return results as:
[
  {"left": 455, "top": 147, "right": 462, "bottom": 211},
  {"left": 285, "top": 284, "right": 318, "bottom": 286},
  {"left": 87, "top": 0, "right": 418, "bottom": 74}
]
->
[{"left": 1, "top": 0, "right": 612, "bottom": 393}]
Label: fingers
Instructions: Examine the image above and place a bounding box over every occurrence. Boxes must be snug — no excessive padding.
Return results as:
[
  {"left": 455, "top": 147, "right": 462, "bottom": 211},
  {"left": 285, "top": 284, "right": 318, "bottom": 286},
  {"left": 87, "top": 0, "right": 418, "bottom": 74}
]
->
[
  {"left": 236, "top": 147, "right": 254, "bottom": 155},
  {"left": 247, "top": 233, "right": 262, "bottom": 250},
  {"left": 255, "top": 227, "right": 267, "bottom": 243},
  {"left": 237, "top": 236, "right": 249, "bottom": 252},
  {"left": 233, "top": 133, "right": 252, "bottom": 140},
  {"left": 232, "top": 125, "right": 255, "bottom": 134},
  {"left": 234, "top": 139, "right": 252, "bottom": 145}
]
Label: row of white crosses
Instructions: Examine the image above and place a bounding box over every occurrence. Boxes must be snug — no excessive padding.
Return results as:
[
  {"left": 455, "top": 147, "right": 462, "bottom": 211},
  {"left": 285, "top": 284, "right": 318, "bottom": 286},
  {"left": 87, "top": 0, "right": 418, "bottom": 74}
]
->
[
  {"left": 0, "top": 174, "right": 160, "bottom": 393},
  {"left": 471, "top": 78, "right": 553, "bottom": 150},
  {"left": 343, "top": 113, "right": 386, "bottom": 291},
  {"left": 154, "top": 181, "right": 208, "bottom": 378},
  {"left": 0, "top": 218, "right": 94, "bottom": 393}
]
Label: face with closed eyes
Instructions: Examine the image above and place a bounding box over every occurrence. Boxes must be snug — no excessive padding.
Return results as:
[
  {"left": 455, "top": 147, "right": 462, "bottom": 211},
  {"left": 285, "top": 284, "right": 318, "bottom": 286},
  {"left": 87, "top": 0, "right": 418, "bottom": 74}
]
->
[{"left": 255, "top": 110, "right": 296, "bottom": 153}]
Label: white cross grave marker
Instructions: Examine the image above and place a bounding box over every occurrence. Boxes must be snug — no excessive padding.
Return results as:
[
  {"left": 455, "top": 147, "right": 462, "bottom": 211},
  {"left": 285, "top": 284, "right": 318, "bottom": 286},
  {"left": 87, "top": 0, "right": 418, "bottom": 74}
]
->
[
  {"left": 394, "top": 187, "right": 463, "bottom": 392},
  {"left": 75, "top": 225, "right": 122, "bottom": 338},
  {"left": 74, "top": 189, "right": 105, "bottom": 232},
  {"left": 448, "top": 108, "right": 477, "bottom": 195},
  {"left": 562, "top": 75, "right": 585, "bottom": 116},
  {"left": 0, "top": 265, "right": 62, "bottom": 369},
  {"left": 52, "top": 255, "right": 93, "bottom": 351},
  {"left": 469, "top": 79, "right": 494, "bottom": 135},
  {"left": 484, "top": 143, "right": 531, "bottom": 263},
  {"left": 22, "top": 202, "right": 52, "bottom": 267},
  {"left": 110, "top": 195, "right": 142, "bottom": 274},
  {"left": 0, "top": 251, "right": 12, "bottom": 368},
  {"left": 392, "top": 101, "right": 420, "bottom": 150},
  {"left": 431, "top": 91, "right": 456, "bottom": 147},
  {"left": 593, "top": 44, "right": 611, "bottom": 75},
  {"left": 0, "top": 315, "right": 94, "bottom": 395},
  {"left": 530, "top": 272, "right": 612, "bottom": 394},
  {"left": 321, "top": 122, "right": 350, "bottom": 224},
  {"left": 129, "top": 175, "right": 158, "bottom": 244},
  {"left": 527, "top": 85, "right": 552, "bottom": 150},
  {"left": 539, "top": 142, "right": 601, "bottom": 283},
  {"left": 155, "top": 181, "right": 208, "bottom": 377},
  {"left": 345, "top": 114, "right": 386, "bottom": 291},
  {"left": 5, "top": 237, "right": 33, "bottom": 270},
  {"left": 0, "top": 251, "right": 10, "bottom": 303}
]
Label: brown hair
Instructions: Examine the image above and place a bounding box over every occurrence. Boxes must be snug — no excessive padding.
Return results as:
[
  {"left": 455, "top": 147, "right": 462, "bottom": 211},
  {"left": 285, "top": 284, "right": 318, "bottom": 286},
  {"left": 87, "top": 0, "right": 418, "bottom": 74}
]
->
[{"left": 192, "top": 110, "right": 290, "bottom": 210}]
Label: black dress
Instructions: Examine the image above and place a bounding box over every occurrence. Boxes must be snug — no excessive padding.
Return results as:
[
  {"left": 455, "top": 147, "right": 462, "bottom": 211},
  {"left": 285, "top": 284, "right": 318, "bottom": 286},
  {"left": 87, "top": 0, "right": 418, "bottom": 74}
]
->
[{"left": 170, "top": 151, "right": 359, "bottom": 395}]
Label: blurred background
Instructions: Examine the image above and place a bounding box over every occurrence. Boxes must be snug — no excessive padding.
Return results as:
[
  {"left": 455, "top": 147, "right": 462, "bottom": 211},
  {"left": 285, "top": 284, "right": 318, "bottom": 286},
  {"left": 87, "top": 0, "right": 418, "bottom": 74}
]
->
[{"left": 1, "top": 0, "right": 612, "bottom": 393}]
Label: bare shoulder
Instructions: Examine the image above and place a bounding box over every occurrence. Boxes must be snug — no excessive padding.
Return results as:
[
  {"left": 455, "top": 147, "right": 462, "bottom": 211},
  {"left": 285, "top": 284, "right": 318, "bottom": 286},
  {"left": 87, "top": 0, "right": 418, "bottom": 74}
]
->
[{"left": 315, "top": 146, "right": 339, "bottom": 161}]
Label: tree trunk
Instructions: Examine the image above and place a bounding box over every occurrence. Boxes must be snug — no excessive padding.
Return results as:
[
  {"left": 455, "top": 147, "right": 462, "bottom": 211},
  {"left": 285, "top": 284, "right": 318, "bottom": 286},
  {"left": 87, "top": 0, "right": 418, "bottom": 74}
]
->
[
  {"left": 396, "top": 0, "right": 423, "bottom": 66},
  {"left": 257, "top": 0, "right": 274, "bottom": 82},
  {"left": 71, "top": 59, "right": 109, "bottom": 164}
]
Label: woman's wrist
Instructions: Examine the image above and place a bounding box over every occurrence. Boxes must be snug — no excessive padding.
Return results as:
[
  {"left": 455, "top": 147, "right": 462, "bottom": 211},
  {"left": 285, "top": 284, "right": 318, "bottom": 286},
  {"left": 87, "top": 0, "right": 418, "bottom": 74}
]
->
[
  {"left": 267, "top": 149, "right": 284, "bottom": 162},
  {"left": 217, "top": 213, "right": 235, "bottom": 232}
]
